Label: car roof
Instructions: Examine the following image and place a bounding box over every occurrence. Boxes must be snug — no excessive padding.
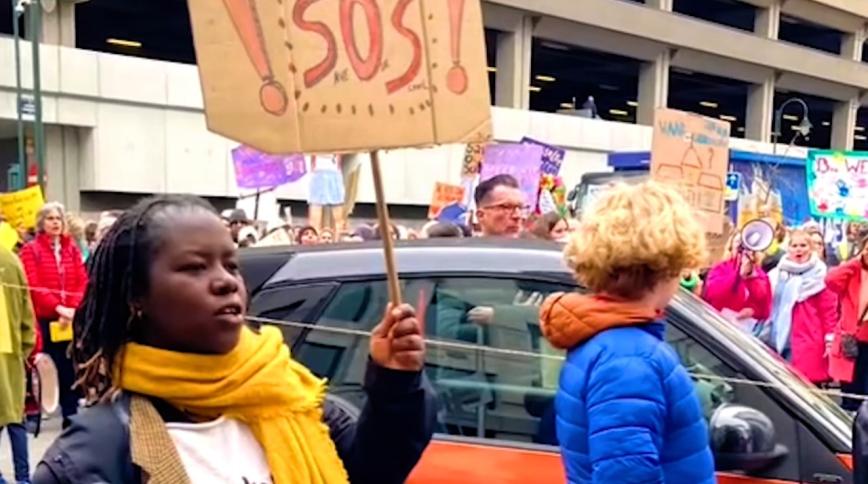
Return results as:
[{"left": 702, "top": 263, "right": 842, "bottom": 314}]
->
[{"left": 239, "top": 238, "right": 572, "bottom": 289}]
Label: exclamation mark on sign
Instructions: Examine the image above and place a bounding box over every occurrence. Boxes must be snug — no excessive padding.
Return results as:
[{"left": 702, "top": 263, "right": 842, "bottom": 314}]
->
[
  {"left": 222, "top": 0, "right": 288, "bottom": 115},
  {"left": 445, "top": 0, "right": 468, "bottom": 94}
]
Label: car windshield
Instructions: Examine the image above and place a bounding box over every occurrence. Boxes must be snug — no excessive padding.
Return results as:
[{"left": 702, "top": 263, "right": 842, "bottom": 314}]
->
[{"left": 671, "top": 291, "right": 852, "bottom": 445}]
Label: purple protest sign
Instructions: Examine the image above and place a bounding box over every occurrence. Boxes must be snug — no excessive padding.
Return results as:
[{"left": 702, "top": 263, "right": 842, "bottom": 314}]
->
[
  {"left": 521, "top": 137, "right": 565, "bottom": 176},
  {"left": 232, "top": 145, "right": 307, "bottom": 189},
  {"left": 481, "top": 143, "right": 544, "bottom": 209}
]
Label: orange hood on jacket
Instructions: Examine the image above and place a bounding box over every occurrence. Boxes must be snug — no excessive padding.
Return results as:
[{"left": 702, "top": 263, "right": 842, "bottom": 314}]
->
[{"left": 540, "top": 292, "right": 661, "bottom": 350}]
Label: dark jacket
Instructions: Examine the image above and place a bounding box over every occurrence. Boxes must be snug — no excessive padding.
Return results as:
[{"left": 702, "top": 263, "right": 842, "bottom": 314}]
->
[
  {"left": 855, "top": 400, "right": 868, "bottom": 484},
  {"left": 33, "top": 360, "right": 437, "bottom": 484}
]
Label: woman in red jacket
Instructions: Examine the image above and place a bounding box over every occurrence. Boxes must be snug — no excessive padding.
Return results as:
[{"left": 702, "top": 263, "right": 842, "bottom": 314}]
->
[
  {"left": 19, "top": 202, "right": 88, "bottom": 428},
  {"left": 827, "top": 233, "right": 868, "bottom": 410},
  {"left": 765, "top": 229, "right": 838, "bottom": 384}
]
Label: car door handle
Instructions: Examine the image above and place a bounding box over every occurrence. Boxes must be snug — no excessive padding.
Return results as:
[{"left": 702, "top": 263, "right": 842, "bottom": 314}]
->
[{"left": 812, "top": 473, "right": 843, "bottom": 483}]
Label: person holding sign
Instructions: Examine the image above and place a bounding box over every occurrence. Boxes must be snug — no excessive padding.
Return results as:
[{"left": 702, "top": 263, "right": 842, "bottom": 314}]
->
[
  {"left": 33, "top": 195, "right": 435, "bottom": 484},
  {"left": 18, "top": 202, "right": 88, "bottom": 429}
]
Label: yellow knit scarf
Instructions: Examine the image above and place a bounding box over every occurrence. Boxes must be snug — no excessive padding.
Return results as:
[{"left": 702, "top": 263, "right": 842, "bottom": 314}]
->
[{"left": 118, "top": 326, "right": 349, "bottom": 484}]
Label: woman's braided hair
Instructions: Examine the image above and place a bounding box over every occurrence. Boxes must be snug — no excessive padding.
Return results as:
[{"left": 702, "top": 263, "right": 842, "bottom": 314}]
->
[{"left": 72, "top": 194, "right": 217, "bottom": 404}]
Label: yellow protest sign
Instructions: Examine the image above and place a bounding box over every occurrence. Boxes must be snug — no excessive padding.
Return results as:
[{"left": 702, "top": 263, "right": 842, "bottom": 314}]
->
[
  {"left": 0, "top": 186, "right": 45, "bottom": 231},
  {"left": 650, "top": 108, "right": 729, "bottom": 234},
  {"left": 0, "top": 222, "right": 20, "bottom": 251},
  {"left": 49, "top": 320, "right": 73, "bottom": 343},
  {"left": 187, "top": 0, "right": 492, "bottom": 154}
]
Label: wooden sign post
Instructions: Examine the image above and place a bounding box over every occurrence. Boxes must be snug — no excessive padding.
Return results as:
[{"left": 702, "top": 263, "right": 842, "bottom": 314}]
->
[
  {"left": 370, "top": 151, "right": 402, "bottom": 303},
  {"left": 187, "top": 0, "right": 493, "bottom": 305}
]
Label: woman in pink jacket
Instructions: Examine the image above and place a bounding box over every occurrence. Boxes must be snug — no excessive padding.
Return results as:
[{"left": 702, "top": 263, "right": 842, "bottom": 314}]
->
[
  {"left": 826, "top": 232, "right": 868, "bottom": 410},
  {"left": 765, "top": 229, "right": 838, "bottom": 384},
  {"left": 704, "top": 230, "right": 772, "bottom": 329}
]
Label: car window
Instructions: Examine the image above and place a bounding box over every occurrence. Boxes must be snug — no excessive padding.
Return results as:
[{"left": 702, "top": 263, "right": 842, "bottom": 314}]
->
[
  {"left": 248, "top": 282, "right": 338, "bottom": 345},
  {"left": 294, "top": 276, "right": 571, "bottom": 446},
  {"left": 665, "top": 312, "right": 801, "bottom": 480}
]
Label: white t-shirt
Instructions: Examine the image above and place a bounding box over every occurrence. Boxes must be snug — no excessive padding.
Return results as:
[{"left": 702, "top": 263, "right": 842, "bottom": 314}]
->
[{"left": 166, "top": 416, "right": 273, "bottom": 484}]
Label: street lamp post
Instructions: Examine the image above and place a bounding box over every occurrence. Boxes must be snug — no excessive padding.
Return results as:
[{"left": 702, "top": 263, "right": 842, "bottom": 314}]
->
[
  {"left": 11, "top": 0, "right": 45, "bottom": 191},
  {"left": 12, "top": 0, "right": 26, "bottom": 189},
  {"left": 30, "top": 0, "right": 45, "bottom": 190},
  {"left": 772, "top": 97, "right": 812, "bottom": 156},
  {"left": 763, "top": 97, "right": 812, "bottom": 205}
]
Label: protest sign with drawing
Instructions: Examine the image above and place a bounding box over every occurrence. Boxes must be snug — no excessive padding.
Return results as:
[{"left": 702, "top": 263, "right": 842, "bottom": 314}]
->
[
  {"left": 480, "top": 143, "right": 544, "bottom": 210},
  {"left": 188, "top": 0, "right": 491, "bottom": 154},
  {"left": 0, "top": 186, "right": 44, "bottom": 230},
  {"left": 806, "top": 150, "right": 868, "bottom": 222},
  {"left": 428, "top": 182, "right": 465, "bottom": 219},
  {"left": 187, "top": 0, "right": 492, "bottom": 304},
  {"left": 232, "top": 145, "right": 307, "bottom": 189},
  {"left": 650, "top": 108, "right": 729, "bottom": 234},
  {"left": 520, "top": 137, "right": 564, "bottom": 176}
]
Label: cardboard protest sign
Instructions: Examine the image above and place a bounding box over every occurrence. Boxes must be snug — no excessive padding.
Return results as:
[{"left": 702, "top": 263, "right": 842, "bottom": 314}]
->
[
  {"left": 462, "top": 142, "right": 485, "bottom": 177},
  {"left": 428, "top": 182, "right": 465, "bottom": 219},
  {"left": 0, "top": 186, "right": 44, "bottom": 230},
  {"left": 232, "top": 145, "right": 307, "bottom": 189},
  {"left": 521, "top": 137, "right": 564, "bottom": 176},
  {"left": 480, "top": 143, "right": 544, "bottom": 209},
  {"left": 188, "top": 0, "right": 492, "bottom": 154},
  {"left": 258, "top": 228, "right": 293, "bottom": 247},
  {"left": 806, "top": 150, "right": 868, "bottom": 222},
  {"left": 650, "top": 108, "right": 729, "bottom": 234},
  {"left": 706, "top": 218, "right": 735, "bottom": 266}
]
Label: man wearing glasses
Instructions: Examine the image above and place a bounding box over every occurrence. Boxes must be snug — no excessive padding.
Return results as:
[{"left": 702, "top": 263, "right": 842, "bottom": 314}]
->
[{"left": 474, "top": 174, "right": 527, "bottom": 238}]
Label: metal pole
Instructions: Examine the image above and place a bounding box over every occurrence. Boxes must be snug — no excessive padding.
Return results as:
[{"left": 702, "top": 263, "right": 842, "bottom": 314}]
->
[
  {"left": 12, "top": 1, "right": 26, "bottom": 190},
  {"left": 30, "top": 3, "right": 45, "bottom": 190}
]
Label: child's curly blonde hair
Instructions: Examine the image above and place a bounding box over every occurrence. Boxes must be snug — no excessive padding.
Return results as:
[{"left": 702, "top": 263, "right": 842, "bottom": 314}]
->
[{"left": 565, "top": 181, "right": 707, "bottom": 299}]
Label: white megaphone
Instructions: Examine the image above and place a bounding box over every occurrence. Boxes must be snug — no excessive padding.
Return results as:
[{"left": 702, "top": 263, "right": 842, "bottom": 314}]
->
[{"left": 741, "top": 219, "right": 775, "bottom": 252}]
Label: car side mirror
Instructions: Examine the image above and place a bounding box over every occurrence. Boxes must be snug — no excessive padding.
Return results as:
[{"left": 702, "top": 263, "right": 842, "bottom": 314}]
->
[{"left": 709, "top": 404, "right": 788, "bottom": 473}]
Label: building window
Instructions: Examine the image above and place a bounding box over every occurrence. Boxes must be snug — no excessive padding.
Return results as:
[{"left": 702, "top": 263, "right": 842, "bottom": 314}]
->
[
  {"left": 673, "top": 0, "right": 756, "bottom": 32},
  {"left": 778, "top": 15, "right": 842, "bottom": 55},
  {"left": 484, "top": 29, "right": 498, "bottom": 106},
  {"left": 76, "top": 0, "right": 196, "bottom": 64},
  {"left": 854, "top": 108, "right": 868, "bottom": 151},
  {"left": 667, "top": 69, "right": 749, "bottom": 139},
  {"left": 529, "top": 39, "right": 640, "bottom": 123}
]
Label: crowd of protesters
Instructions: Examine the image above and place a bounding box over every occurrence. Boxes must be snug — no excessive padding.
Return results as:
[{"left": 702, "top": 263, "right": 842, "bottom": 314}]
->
[
  {"left": 221, "top": 176, "right": 580, "bottom": 250},
  {"left": 0, "top": 174, "right": 865, "bottom": 482},
  {"left": 698, "top": 215, "right": 868, "bottom": 408}
]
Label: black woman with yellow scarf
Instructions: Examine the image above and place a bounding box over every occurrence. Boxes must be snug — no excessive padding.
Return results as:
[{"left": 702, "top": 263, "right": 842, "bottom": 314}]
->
[{"left": 32, "top": 195, "right": 436, "bottom": 484}]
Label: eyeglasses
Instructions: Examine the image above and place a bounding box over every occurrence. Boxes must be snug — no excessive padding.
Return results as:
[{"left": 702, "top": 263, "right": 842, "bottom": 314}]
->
[{"left": 480, "top": 203, "right": 531, "bottom": 216}]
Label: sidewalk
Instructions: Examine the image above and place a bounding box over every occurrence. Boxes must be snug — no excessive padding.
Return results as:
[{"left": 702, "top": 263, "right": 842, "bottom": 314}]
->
[{"left": 0, "top": 418, "right": 62, "bottom": 480}]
